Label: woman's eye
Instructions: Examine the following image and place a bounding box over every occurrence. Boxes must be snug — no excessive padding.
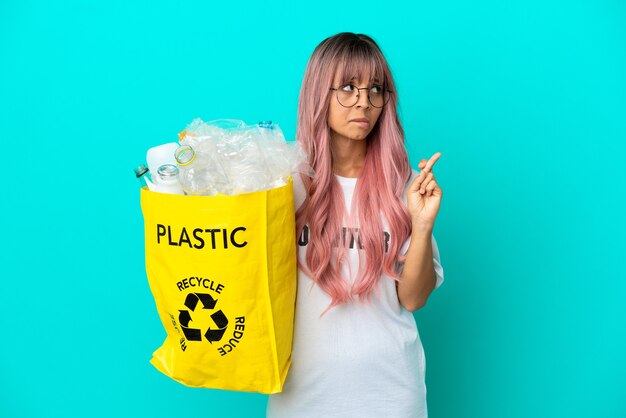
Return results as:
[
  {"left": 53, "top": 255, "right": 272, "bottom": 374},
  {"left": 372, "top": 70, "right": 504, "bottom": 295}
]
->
[
  {"left": 371, "top": 85, "right": 383, "bottom": 94},
  {"left": 340, "top": 84, "right": 355, "bottom": 91}
]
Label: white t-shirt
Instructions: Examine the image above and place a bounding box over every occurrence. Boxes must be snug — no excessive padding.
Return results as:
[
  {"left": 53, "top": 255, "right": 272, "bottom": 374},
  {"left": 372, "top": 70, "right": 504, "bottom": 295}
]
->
[{"left": 266, "top": 172, "right": 444, "bottom": 418}]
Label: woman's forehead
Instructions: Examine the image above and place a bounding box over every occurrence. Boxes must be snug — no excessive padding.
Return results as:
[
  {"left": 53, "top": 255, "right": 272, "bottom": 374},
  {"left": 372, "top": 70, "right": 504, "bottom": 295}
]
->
[{"left": 333, "top": 67, "right": 383, "bottom": 84}]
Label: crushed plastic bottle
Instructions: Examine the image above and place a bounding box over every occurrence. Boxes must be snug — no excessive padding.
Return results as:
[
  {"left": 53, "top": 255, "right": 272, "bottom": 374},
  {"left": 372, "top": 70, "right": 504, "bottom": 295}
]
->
[
  {"left": 174, "top": 145, "right": 225, "bottom": 196},
  {"left": 162, "top": 118, "right": 315, "bottom": 195},
  {"left": 213, "top": 125, "right": 272, "bottom": 194},
  {"left": 256, "top": 121, "right": 290, "bottom": 187}
]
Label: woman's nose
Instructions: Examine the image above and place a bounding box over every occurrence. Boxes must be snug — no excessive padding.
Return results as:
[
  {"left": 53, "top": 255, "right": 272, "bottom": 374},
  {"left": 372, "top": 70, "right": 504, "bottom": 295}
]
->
[{"left": 355, "top": 90, "right": 371, "bottom": 108}]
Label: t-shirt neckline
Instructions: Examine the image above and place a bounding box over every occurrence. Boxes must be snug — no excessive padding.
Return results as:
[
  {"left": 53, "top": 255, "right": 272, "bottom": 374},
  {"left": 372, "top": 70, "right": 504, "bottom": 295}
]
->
[{"left": 334, "top": 173, "right": 358, "bottom": 185}]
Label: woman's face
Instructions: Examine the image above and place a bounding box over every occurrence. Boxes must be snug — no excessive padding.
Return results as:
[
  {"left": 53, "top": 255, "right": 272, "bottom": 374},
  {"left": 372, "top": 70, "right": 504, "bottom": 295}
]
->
[{"left": 327, "top": 69, "right": 383, "bottom": 143}]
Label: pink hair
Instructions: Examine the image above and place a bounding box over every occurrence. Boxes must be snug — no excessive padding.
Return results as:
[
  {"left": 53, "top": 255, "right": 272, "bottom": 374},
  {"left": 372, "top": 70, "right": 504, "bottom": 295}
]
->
[{"left": 296, "top": 33, "right": 412, "bottom": 316}]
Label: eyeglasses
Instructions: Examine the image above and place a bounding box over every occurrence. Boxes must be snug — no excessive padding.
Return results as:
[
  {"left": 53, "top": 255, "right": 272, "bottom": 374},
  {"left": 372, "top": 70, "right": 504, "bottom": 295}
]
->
[{"left": 329, "top": 83, "right": 392, "bottom": 108}]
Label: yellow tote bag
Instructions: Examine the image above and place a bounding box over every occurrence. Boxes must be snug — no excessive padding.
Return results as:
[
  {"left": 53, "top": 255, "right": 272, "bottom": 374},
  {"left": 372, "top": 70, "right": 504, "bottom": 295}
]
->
[{"left": 140, "top": 178, "right": 296, "bottom": 394}]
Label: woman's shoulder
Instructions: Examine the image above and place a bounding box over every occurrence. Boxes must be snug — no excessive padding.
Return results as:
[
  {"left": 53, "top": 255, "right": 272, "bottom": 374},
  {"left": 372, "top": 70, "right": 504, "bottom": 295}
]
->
[{"left": 292, "top": 169, "right": 416, "bottom": 209}]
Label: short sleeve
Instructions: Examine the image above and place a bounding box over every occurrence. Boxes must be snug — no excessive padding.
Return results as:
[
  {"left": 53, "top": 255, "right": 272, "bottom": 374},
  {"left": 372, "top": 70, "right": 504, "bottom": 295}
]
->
[{"left": 431, "top": 234, "right": 444, "bottom": 289}]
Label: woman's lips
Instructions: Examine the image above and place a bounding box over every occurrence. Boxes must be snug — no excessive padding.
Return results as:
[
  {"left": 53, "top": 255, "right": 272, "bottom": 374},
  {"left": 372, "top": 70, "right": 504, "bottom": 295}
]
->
[{"left": 350, "top": 119, "right": 370, "bottom": 128}]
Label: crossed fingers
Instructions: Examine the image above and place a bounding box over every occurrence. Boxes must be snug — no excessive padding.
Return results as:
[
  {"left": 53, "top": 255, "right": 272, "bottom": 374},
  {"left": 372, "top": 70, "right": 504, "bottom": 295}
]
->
[{"left": 415, "top": 152, "right": 441, "bottom": 196}]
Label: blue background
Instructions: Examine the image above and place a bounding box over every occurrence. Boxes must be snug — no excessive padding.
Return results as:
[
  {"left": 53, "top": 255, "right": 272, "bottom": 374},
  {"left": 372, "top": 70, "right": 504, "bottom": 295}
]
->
[{"left": 1, "top": 1, "right": 625, "bottom": 417}]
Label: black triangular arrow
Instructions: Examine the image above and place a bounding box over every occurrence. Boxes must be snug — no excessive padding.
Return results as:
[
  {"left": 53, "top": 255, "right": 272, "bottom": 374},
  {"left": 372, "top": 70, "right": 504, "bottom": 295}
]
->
[
  {"left": 182, "top": 326, "right": 202, "bottom": 341},
  {"left": 184, "top": 293, "right": 199, "bottom": 311},
  {"left": 197, "top": 293, "right": 217, "bottom": 309},
  {"left": 204, "top": 310, "right": 229, "bottom": 344},
  {"left": 178, "top": 310, "right": 192, "bottom": 327},
  {"left": 211, "top": 310, "right": 229, "bottom": 328},
  {"left": 205, "top": 326, "right": 227, "bottom": 343}
]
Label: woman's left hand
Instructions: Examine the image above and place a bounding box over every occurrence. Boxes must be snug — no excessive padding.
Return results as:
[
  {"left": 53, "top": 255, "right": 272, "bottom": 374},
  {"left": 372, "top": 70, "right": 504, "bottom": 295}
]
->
[{"left": 407, "top": 152, "right": 443, "bottom": 229}]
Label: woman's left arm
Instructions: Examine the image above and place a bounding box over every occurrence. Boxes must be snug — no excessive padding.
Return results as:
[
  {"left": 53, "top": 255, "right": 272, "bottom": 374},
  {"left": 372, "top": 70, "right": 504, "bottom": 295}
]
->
[
  {"left": 397, "top": 152, "right": 443, "bottom": 312},
  {"left": 398, "top": 226, "right": 437, "bottom": 312}
]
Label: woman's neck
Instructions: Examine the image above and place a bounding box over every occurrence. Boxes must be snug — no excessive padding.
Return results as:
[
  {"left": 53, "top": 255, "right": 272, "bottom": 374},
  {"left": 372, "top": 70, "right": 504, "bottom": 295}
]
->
[{"left": 330, "top": 135, "right": 367, "bottom": 178}]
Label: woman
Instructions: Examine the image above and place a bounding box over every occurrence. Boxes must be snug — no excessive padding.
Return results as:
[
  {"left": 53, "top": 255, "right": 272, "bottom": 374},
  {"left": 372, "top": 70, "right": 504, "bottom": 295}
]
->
[{"left": 267, "top": 32, "right": 444, "bottom": 418}]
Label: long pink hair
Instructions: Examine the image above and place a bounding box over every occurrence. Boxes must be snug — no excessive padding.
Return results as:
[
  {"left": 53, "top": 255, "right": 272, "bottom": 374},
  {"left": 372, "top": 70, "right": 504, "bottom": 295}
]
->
[{"left": 296, "top": 32, "right": 412, "bottom": 315}]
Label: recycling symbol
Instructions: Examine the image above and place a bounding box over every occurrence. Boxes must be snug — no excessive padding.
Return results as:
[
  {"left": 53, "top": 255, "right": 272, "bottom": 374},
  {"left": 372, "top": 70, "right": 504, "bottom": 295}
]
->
[{"left": 178, "top": 293, "right": 229, "bottom": 343}]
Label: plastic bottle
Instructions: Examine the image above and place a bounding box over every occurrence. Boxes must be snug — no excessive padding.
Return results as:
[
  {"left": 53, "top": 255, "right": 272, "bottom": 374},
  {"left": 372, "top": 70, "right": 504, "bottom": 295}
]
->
[
  {"left": 154, "top": 164, "right": 184, "bottom": 195},
  {"left": 134, "top": 164, "right": 155, "bottom": 190},
  {"left": 146, "top": 142, "right": 180, "bottom": 187},
  {"left": 175, "top": 145, "right": 218, "bottom": 195},
  {"left": 257, "top": 121, "right": 288, "bottom": 188}
]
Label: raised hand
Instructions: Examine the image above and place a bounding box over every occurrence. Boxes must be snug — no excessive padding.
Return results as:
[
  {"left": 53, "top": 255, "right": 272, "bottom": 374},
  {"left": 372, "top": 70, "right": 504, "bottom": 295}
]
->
[{"left": 407, "top": 152, "right": 443, "bottom": 229}]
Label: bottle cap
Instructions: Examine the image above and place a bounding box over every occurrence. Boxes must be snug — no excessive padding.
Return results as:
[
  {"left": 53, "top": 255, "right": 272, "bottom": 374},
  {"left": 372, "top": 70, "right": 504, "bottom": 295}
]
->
[
  {"left": 134, "top": 164, "right": 149, "bottom": 178},
  {"left": 175, "top": 145, "right": 196, "bottom": 166},
  {"left": 157, "top": 164, "right": 179, "bottom": 180}
]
